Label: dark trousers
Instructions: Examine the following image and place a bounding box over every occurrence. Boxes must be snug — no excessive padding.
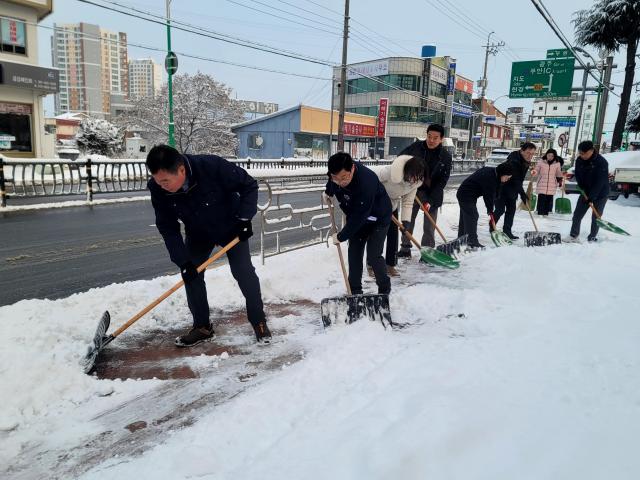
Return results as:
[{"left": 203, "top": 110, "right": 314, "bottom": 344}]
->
[
  {"left": 385, "top": 209, "right": 399, "bottom": 266},
  {"left": 457, "top": 200, "right": 479, "bottom": 244},
  {"left": 185, "top": 238, "right": 265, "bottom": 328},
  {"left": 493, "top": 195, "right": 516, "bottom": 233},
  {"left": 537, "top": 194, "right": 554, "bottom": 215},
  {"left": 570, "top": 196, "right": 607, "bottom": 239},
  {"left": 348, "top": 220, "right": 391, "bottom": 295},
  {"left": 401, "top": 203, "right": 439, "bottom": 249}
]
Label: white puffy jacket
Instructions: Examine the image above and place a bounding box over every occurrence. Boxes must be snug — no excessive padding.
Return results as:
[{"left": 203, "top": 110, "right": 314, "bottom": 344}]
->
[{"left": 376, "top": 155, "right": 421, "bottom": 221}]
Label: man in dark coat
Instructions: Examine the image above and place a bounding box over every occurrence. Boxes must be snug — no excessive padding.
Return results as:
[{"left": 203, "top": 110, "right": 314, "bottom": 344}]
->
[
  {"left": 492, "top": 142, "right": 536, "bottom": 240},
  {"left": 456, "top": 162, "right": 514, "bottom": 248},
  {"left": 566, "top": 140, "right": 610, "bottom": 242},
  {"left": 146, "top": 145, "right": 271, "bottom": 347},
  {"left": 324, "top": 152, "right": 392, "bottom": 295},
  {"left": 397, "top": 124, "right": 452, "bottom": 256}
]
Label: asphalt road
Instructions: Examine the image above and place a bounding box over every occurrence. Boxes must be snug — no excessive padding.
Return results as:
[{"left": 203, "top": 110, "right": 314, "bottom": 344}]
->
[{"left": 0, "top": 174, "right": 469, "bottom": 306}]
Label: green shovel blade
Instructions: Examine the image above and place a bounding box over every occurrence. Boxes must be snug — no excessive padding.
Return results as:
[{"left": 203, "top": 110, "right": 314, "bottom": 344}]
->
[
  {"left": 554, "top": 197, "right": 572, "bottom": 214},
  {"left": 596, "top": 218, "right": 631, "bottom": 236},
  {"left": 419, "top": 247, "right": 460, "bottom": 269},
  {"left": 491, "top": 230, "right": 513, "bottom": 247}
]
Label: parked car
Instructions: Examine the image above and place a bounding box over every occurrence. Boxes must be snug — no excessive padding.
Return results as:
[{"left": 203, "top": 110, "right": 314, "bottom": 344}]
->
[
  {"left": 563, "top": 150, "right": 640, "bottom": 200},
  {"left": 485, "top": 148, "right": 516, "bottom": 167}
]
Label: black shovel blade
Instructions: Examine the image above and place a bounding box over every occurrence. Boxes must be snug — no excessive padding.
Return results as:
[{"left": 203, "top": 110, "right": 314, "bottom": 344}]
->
[
  {"left": 436, "top": 234, "right": 469, "bottom": 258},
  {"left": 524, "top": 231, "right": 562, "bottom": 247},
  {"left": 321, "top": 294, "right": 391, "bottom": 328},
  {"left": 82, "top": 311, "right": 112, "bottom": 374}
]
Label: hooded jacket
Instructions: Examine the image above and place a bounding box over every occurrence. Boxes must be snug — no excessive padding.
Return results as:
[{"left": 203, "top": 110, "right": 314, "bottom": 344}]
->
[
  {"left": 375, "top": 155, "right": 421, "bottom": 220},
  {"left": 534, "top": 158, "right": 563, "bottom": 195}
]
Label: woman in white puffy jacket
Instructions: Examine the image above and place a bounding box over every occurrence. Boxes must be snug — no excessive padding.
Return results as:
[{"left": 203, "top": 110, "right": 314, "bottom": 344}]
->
[{"left": 370, "top": 154, "right": 424, "bottom": 276}]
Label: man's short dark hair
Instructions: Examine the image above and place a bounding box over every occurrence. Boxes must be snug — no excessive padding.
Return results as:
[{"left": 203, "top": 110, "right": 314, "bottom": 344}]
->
[
  {"left": 578, "top": 140, "right": 595, "bottom": 153},
  {"left": 521, "top": 142, "right": 536, "bottom": 151},
  {"left": 427, "top": 124, "right": 445, "bottom": 138},
  {"left": 328, "top": 152, "right": 354, "bottom": 175},
  {"left": 146, "top": 144, "right": 185, "bottom": 174}
]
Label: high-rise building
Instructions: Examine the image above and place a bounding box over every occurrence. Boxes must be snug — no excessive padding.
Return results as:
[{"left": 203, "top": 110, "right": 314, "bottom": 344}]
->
[
  {"left": 128, "top": 58, "right": 163, "bottom": 99},
  {"left": 51, "top": 23, "right": 128, "bottom": 118}
]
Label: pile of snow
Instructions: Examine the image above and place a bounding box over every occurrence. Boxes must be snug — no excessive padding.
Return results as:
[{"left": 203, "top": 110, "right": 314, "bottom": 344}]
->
[{"left": 1, "top": 194, "right": 639, "bottom": 478}]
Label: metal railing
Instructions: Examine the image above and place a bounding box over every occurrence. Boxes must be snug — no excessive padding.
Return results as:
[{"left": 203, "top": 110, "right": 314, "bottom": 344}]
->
[{"left": 233, "top": 157, "right": 393, "bottom": 170}]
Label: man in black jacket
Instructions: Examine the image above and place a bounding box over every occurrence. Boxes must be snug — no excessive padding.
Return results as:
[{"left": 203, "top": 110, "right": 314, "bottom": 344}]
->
[
  {"left": 566, "top": 140, "right": 610, "bottom": 242},
  {"left": 146, "top": 145, "right": 270, "bottom": 347},
  {"left": 397, "top": 124, "right": 452, "bottom": 256},
  {"left": 492, "top": 142, "right": 536, "bottom": 240},
  {"left": 456, "top": 162, "right": 513, "bottom": 248},
  {"left": 324, "top": 152, "right": 392, "bottom": 295}
]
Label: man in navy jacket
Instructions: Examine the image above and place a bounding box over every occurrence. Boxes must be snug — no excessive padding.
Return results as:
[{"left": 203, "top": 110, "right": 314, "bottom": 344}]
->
[
  {"left": 146, "top": 145, "right": 270, "bottom": 346},
  {"left": 567, "top": 140, "right": 610, "bottom": 242},
  {"left": 324, "top": 152, "right": 392, "bottom": 295}
]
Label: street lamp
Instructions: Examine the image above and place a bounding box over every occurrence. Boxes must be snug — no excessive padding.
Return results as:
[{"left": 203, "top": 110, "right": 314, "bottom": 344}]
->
[{"left": 573, "top": 46, "right": 603, "bottom": 145}]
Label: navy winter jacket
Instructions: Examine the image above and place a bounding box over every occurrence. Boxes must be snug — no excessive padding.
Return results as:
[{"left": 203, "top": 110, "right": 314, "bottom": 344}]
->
[
  {"left": 148, "top": 154, "right": 258, "bottom": 267},
  {"left": 399, "top": 141, "right": 452, "bottom": 209},
  {"left": 325, "top": 162, "right": 392, "bottom": 242},
  {"left": 501, "top": 150, "right": 530, "bottom": 199},
  {"left": 456, "top": 166, "right": 502, "bottom": 214},
  {"left": 575, "top": 153, "right": 610, "bottom": 200}
]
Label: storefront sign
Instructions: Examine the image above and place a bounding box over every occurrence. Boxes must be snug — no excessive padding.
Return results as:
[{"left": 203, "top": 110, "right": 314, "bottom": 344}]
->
[
  {"left": 430, "top": 64, "right": 448, "bottom": 85},
  {"left": 450, "top": 128, "right": 470, "bottom": 141},
  {"left": 447, "top": 62, "right": 456, "bottom": 94},
  {"left": 0, "top": 61, "right": 59, "bottom": 93},
  {"left": 347, "top": 60, "right": 389, "bottom": 80},
  {"left": 377, "top": 98, "right": 388, "bottom": 138},
  {"left": 344, "top": 122, "right": 375, "bottom": 138},
  {"left": 238, "top": 100, "right": 279, "bottom": 114},
  {"left": 427, "top": 99, "right": 446, "bottom": 112},
  {"left": 455, "top": 76, "right": 473, "bottom": 94},
  {"left": 482, "top": 138, "right": 503, "bottom": 148},
  {"left": 452, "top": 103, "right": 472, "bottom": 118},
  {"left": 0, "top": 102, "right": 32, "bottom": 114}
]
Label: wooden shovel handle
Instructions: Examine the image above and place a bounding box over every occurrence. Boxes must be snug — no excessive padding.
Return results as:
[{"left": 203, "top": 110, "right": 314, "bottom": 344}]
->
[
  {"left": 578, "top": 188, "right": 603, "bottom": 219},
  {"left": 522, "top": 198, "right": 539, "bottom": 232},
  {"left": 111, "top": 237, "right": 241, "bottom": 338},
  {"left": 392, "top": 215, "right": 421, "bottom": 250},
  {"left": 326, "top": 197, "right": 352, "bottom": 295},
  {"left": 414, "top": 196, "right": 447, "bottom": 243}
]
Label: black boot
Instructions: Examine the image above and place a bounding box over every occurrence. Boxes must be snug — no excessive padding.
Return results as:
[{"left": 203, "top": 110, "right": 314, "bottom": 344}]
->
[
  {"left": 504, "top": 230, "right": 519, "bottom": 240},
  {"left": 252, "top": 321, "right": 272, "bottom": 345},
  {"left": 175, "top": 325, "right": 215, "bottom": 347}
]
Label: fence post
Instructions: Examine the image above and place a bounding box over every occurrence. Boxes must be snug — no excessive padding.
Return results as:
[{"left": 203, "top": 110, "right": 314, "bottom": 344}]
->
[
  {"left": 246, "top": 156, "right": 251, "bottom": 169},
  {"left": 0, "top": 156, "right": 6, "bottom": 207},
  {"left": 86, "top": 157, "right": 93, "bottom": 202},
  {"left": 281, "top": 157, "right": 285, "bottom": 169}
]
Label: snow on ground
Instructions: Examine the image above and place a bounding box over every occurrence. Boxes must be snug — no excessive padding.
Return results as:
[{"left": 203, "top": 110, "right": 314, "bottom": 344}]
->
[{"left": 1, "top": 194, "right": 640, "bottom": 479}]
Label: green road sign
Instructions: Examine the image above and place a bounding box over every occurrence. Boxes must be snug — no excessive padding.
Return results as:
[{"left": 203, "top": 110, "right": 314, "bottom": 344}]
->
[
  {"left": 509, "top": 58, "right": 574, "bottom": 99},
  {"left": 165, "top": 51, "right": 178, "bottom": 75},
  {"left": 546, "top": 48, "right": 575, "bottom": 59}
]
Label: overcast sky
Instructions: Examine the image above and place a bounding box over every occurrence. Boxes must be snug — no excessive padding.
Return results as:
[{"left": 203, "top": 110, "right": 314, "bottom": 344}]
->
[{"left": 39, "top": 0, "right": 632, "bottom": 137}]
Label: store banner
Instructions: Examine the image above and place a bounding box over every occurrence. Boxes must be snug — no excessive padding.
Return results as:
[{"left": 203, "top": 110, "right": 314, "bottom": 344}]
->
[
  {"left": 344, "top": 122, "right": 375, "bottom": 138},
  {"left": 377, "top": 98, "right": 388, "bottom": 138}
]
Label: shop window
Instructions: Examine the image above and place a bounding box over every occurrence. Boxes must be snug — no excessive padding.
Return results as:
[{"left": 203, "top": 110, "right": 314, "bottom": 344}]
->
[
  {"left": 248, "top": 133, "right": 264, "bottom": 149},
  {"left": 0, "top": 18, "right": 27, "bottom": 55},
  {"left": 0, "top": 103, "right": 32, "bottom": 152},
  {"left": 428, "top": 81, "right": 446, "bottom": 100}
]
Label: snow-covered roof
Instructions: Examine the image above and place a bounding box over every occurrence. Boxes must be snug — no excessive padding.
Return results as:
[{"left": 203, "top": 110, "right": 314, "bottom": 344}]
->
[
  {"left": 54, "top": 112, "right": 87, "bottom": 121},
  {"left": 231, "top": 104, "right": 301, "bottom": 130}
]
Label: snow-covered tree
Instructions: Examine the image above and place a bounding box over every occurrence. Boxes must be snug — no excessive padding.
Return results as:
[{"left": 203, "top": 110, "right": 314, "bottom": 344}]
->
[
  {"left": 625, "top": 98, "right": 640, "bottom": 132},
  {"left": 574, "top": 0, "right": 640, "bottom": 151},
  {"left": 117, "top": 72, "right": 244, "bottom": 156},
  {"left": 75, "top": 117, "right": 123, "bottom": 157}
]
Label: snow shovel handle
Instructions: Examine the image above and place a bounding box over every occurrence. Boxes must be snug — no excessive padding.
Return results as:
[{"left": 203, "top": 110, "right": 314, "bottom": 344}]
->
[
  {"left": 576, "top": 186, "right": 603, "bottom": 219},
  {"left": 522, "top": 199, "right": 539, "bottom": 232},
  {"left": 326, "top": 197, "right": 352, "bottom": 296},
  {"left": 392, "top": 215, "right": 421, "bottom": 250},
  {"left": 414, "top": 196, "right": 447, "bottom": 243},
  {"left": 111, "top": 237, "right": 241, "bottom": 338}
]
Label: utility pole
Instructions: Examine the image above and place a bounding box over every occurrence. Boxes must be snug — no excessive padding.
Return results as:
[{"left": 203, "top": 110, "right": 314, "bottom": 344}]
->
[
  {"left": 593, "top": 55, "right": 614, "bottom": 152},
  {"left": 166, "top": 0, "right": 175, "bottom": 148},
  {"left": 337, "top": 0, "right": 350, "bottom": 153},
  {"left": 329, "top": 76, "right": 335, "bottom": 157},
  {"left": 479, "top": 32, "right": 504, "bottom": 99},
  {"left": 572, "top": 63, "right": 590, "bottom": 161}
]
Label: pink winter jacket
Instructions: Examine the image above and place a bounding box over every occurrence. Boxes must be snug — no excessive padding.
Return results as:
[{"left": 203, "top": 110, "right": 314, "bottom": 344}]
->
[{"left": 534, "top": 160, "right": 563, "bottom": 195}]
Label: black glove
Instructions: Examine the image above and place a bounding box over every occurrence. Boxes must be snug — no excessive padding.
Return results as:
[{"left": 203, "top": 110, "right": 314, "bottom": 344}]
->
[
  {"left": 180, "top": 261, "right": 199, "bottom": 285},
  {"left": 520, "top": 192, "right": 529, "bottom": 204},
  {"left": 234, "top": 219, "right": 253, "bottom": 241}
]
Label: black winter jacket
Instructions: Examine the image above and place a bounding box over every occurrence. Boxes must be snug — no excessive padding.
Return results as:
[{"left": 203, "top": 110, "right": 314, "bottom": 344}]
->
[
  {"left": 399, "top": 141, "right": 452, "bottom": 209},
  {"left": 575, "top": 153, "right": 610, "bottom": 200},
  {"left": 501, "top": 150, "right": 530, "bottom": 199},
  {"left": 325, "top": 162, "right": 392, "bottom": 242},
  {"left": 148, "top": 154, "right": 258, "bottom": 267},
  {"left": 456, "top": 166, "right": 502, "bottom": 214}
]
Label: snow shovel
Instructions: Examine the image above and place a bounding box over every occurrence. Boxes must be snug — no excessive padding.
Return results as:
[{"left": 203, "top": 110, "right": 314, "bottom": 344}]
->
[
  {"left": 489, "top": 213, "right": 513, "bottom": 247},
  {"left": 519, "top": 181, "right": 537, "bottom": 211},
  {"left": 320, "top": 198, "right": 392, "bottom": 328},
  {"left": 82, "top": 237, "right": 241, "bottom": 374},
  {"left": 414, "top": 196, "right": 468, "bottom": 258},
  {"left": 522, "top": 200, "right": 561, "bottom": 247},
  {"left": 576, "top": 187, "right": 630, "bottom": 236},
  {"left": 554, "top": 179, "right": 572, "bottom": 214},
  {"left": 392, "top": 215, "right": 460, "bottom": 269}
]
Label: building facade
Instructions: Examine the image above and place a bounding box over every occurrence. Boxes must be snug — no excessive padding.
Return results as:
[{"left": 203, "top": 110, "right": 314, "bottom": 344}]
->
[
  {"left": 472, "top": 98, "right": 510, "bottom": 158},
  {"left": 128, "top": 58, "right": 162, "bottom": 99},
  {"left": 52, "top": 22, "right": 128, "bottom": 118},
  {"left": 231, "top": 104, "right": 377, "bottom": 160},
  {"left": 332, "top": 56, "right": 473, "bottom": 157},
  {"left": 0, "top": 0, "right": 58, "bottom": 157}
]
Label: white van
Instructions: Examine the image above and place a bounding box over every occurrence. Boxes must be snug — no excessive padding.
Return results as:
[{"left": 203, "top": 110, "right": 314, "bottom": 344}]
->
[{"left": 485, "top": 148, "right": 516, "bottom": 167}]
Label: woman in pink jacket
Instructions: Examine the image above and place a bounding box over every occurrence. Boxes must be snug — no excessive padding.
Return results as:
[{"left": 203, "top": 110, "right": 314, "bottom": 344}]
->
[{"left": 532, "top": 148, "right": 564, "bottom": 216}]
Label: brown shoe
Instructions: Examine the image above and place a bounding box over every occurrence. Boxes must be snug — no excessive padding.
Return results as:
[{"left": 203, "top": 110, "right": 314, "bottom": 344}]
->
[
  {"left": 175, "top": 325, "right": 214, "bottom": 347},
  {"left": 387, "top": 265, "right": 400, "bottom": 277}
]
